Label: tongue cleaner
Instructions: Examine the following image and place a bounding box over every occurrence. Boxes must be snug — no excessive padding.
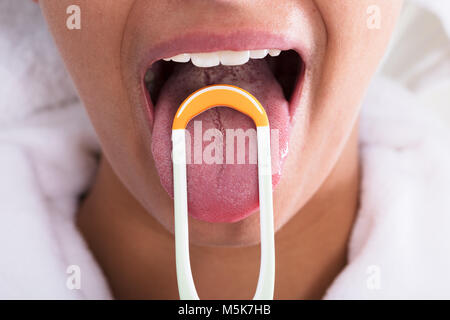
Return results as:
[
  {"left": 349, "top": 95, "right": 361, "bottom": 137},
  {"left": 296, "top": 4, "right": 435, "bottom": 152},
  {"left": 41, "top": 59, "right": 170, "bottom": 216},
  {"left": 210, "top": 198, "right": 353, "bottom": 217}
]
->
[{"left": 172, "top": 84, "right": 275, "bottom": 300}]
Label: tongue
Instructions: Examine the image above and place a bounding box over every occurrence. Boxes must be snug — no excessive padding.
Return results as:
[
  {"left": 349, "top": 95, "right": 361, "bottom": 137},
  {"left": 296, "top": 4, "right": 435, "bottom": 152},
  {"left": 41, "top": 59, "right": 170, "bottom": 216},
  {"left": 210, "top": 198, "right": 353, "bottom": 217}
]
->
[{"left": 151, "top": 59, "right": 289, "bottom": 223}]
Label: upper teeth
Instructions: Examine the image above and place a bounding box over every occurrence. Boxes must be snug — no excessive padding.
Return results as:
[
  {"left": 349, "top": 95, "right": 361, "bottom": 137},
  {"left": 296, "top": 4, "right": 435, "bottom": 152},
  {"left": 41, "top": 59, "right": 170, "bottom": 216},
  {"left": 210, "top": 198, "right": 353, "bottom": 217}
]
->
[{"left": 162, "top": 49, "right": 282, "bottom": 67}]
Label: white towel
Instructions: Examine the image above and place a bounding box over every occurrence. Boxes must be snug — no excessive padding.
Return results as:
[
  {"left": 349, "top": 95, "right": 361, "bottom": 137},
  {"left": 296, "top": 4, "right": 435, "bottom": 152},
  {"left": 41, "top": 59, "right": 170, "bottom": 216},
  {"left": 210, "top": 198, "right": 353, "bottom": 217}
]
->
[
  {"left": 325, "top": 78, "right": 450, "bottom": 299},
  {"left": 0, "top": 0, "right": 449, "bottom": 299},
  {"left": 411, "top": 0, "right": 450, "bottom": 36},
  {"left": 0, "top": 0, "right": 110, "bottom": 299}
]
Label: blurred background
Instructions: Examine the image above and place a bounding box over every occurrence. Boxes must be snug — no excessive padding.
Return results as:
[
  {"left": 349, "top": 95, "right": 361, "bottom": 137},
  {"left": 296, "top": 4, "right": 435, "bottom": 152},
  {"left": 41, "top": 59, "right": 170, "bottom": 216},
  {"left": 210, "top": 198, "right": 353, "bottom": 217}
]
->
[{"left": 380, "top": 0, "right": 450, "bottom": 126}]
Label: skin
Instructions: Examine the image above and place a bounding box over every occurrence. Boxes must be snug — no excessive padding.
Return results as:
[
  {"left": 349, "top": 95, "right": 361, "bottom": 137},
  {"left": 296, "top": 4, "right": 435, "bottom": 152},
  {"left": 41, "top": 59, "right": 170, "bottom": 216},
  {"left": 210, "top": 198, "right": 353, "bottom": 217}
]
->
[{"left": 37, "top": 0, "right": 403, "bottom": 299}]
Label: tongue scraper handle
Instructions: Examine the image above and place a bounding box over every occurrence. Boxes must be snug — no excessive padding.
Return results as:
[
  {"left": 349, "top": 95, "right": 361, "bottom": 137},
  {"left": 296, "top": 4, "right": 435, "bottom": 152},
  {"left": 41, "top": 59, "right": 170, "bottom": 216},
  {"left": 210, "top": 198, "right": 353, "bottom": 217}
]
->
[{"left": 172, "top": 84, "right": 275, "bottom": 300}]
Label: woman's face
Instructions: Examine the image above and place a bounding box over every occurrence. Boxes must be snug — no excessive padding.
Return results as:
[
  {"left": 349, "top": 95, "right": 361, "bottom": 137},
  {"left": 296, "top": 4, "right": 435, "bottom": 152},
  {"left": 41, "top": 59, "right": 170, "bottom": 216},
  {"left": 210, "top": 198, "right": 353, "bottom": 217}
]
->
[{"left": 40, "top": 0, "right": 402, "bottom": 246}]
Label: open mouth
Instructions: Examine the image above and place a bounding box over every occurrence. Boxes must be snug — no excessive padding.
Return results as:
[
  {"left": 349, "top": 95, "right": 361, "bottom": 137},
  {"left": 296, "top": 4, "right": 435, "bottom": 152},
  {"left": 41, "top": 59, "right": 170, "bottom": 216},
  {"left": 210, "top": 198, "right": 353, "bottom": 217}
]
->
[
  {"left": 145, "top": 49, "right": 304, "bottom": 116},
  {"left": 143, "top": 46, "right": 305, "bottom": 223}
]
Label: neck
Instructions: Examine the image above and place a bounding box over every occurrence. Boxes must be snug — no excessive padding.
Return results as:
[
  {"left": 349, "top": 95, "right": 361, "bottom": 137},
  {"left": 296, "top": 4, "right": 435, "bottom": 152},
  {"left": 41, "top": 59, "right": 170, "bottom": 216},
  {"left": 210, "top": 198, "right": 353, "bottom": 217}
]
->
[{"left": 77, "top": 126, "right": 360, "bottom": 299}]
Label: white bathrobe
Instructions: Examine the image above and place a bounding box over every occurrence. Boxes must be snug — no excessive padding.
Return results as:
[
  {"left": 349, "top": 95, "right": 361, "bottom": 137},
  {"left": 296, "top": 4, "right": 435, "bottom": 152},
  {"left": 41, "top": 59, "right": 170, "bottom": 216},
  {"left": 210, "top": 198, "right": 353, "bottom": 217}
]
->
[{"left": 0, "top": 1, "right": 449, "bottom": 299}]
